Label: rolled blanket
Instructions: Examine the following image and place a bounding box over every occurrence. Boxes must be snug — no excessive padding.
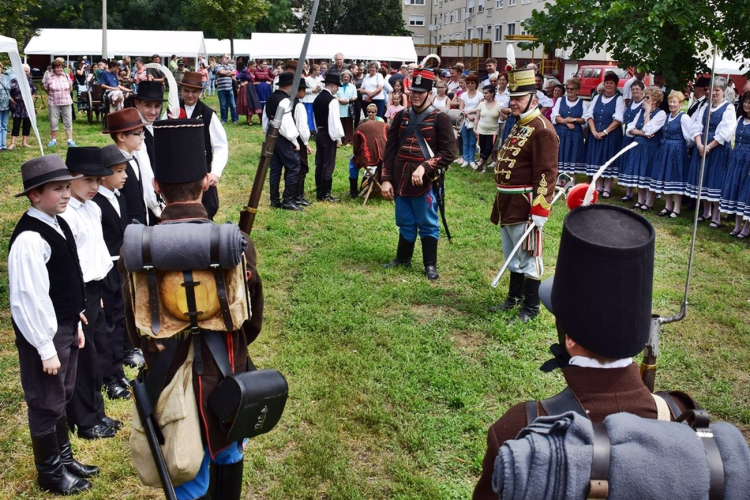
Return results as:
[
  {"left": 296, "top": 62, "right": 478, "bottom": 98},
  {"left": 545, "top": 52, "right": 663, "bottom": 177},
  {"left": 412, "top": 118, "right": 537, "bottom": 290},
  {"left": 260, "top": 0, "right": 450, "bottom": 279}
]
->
[
  {"left": 493, "top": 411, "right": 750, "bottom": 500},
  {"left": 123, "top": 221, "right": 247, "bottom": 272}
]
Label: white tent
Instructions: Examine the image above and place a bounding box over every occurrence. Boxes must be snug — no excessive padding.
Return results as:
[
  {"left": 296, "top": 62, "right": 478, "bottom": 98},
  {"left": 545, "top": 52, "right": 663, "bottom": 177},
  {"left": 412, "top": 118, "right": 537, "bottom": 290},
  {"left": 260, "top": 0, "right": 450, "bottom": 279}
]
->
[
  {"left": 247, "top": 33, "right": 418, "bottom": 62},
  {"left": 204, "top": 38, "right": 254, "bottom": 57},
  {"left": 0, "top": 34, "right": 43, "bottom": 155},
  {"left": 24, "top": 29, "right": 206, "bottom": 60}
]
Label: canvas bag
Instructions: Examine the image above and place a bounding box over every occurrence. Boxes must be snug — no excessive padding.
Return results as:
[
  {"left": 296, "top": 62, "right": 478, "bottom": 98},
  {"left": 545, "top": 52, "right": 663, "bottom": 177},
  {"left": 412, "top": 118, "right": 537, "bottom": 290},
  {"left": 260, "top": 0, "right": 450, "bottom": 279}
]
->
[{"left": 130, "top": 342, "right": 204, "bottom": 487}]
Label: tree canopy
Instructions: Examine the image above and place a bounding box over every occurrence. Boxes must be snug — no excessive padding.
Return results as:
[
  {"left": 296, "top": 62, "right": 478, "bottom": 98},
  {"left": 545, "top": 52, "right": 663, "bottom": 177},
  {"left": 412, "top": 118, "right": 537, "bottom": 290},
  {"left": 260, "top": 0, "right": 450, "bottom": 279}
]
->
[
  {"left": 297, "top": 0, "right": 410, "bottom": 36},
  {"left": 520, "top": 0, "right": 750, "bottom": 87}
]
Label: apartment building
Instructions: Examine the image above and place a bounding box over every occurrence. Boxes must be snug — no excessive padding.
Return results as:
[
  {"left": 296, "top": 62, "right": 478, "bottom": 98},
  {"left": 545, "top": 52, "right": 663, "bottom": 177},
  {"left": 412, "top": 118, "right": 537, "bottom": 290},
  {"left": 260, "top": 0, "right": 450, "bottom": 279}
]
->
[{"left": 402, "top": 0, "right": 611, "bottom": 81}]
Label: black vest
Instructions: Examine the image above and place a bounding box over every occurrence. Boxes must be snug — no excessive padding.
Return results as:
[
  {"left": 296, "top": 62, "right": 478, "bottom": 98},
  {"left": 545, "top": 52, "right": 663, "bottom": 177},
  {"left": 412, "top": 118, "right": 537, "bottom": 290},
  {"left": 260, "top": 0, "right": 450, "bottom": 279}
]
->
[
  {"left": 144, "top": 127, "right": 156, "bottom": 172},
  {"left": 265, "top": 89, "right": 290, "bottom": 122},
  {"left": 313, "top": 90, "right": 334, "bottom": 129},
  {"left": 9, "top": 213, "right": 85, "bottom": 322},
  {"left": 180, "top": 100, "right": 216, "bottom": 172},
  {"left": 92, "top": 192, "right": 127, "bottom": 257},
  {"left": 120, "top": 157, "right": 147, "bottom": 225}
]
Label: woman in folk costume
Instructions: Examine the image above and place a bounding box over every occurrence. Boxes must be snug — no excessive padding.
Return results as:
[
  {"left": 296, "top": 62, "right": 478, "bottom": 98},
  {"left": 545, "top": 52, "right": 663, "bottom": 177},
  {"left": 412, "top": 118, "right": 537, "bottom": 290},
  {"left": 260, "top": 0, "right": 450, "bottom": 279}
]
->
[
  {"left": 686, "top": 76, "right": 735, "bottom": 227},
  {"left": 650, "top": 91, "right": 693, "bottom": 218},
  {"left": 489, "top": 45, "right": 558, "bottom": 323},
  {"left": 619, "top": 86, "right": 667, "bottom": 212},
  {"left": 720, "top": 91, "right": 750, "bottom": 238},
  {"left": 550, "top": 77, "right": 588, "bottom": 180},
  {"left": 582, "top": 71, "right": 626, "bottom": 198},
  {"left": 619, "top": 80, "right": 646, "bottom": 202}
]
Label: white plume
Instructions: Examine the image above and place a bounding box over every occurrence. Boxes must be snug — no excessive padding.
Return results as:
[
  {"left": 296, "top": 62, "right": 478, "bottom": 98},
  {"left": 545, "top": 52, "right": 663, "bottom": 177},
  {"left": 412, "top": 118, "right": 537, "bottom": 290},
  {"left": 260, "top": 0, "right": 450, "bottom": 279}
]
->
[
  {"left": 506, "top": 44, "right": 516, "bottom": 70},
  {"left": 144, "top": 63, "right": 179, "bottom": 119},
  {"left": 419, "top": 53, "right": 441, "bottom": 68}
]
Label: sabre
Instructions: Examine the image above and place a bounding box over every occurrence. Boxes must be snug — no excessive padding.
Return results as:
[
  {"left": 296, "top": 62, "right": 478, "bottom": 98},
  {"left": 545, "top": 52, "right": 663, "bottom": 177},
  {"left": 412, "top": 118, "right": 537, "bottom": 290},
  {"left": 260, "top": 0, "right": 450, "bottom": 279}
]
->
[{"left": 490, "top": 174, "right": 573, "bottom": 288}]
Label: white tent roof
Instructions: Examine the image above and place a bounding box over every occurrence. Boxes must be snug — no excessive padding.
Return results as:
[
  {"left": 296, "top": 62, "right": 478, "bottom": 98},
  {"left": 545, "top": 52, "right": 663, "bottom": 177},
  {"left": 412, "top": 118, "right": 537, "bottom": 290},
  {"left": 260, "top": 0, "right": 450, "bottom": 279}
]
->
[
  {"left": 247, "top": 33, "right": 417, "bottom": 62},
  {"left": 24, "top": 29, "right": 206, "bottom": 59},
  {"left": 205, "top": 38, "right": 254, "bottom": 56}
]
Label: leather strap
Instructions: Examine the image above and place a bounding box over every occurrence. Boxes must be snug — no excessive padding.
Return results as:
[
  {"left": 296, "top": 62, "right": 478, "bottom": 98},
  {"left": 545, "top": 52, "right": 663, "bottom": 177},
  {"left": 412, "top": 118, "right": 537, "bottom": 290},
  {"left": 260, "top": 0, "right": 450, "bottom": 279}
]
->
[
  {"left": 141, "top": 337, "right": 179, "bottom": 419},
  {"left": 651, "top": 394, "right": 671, "bottom": 421},
  {"left": 203, "top": 330, "right": 232, "bottom": 378},
  {"left": 677, "top": 410, "right": 726, "bottom": 500},
  {"left": 540, "top": 387, "right": 588, "bottom": 419},
  {"left": 587, "top": 423, "right": 610, "bottom": 500},
  {"left": 141, "top": 226, "right": 161, "bottom": 335},
  {"left": 210, "top": 225, "right": 234, "bottom": 330},
  {"left": 181, "top": 270, "right": 204, "bottom": 375},
  {"left": 398, "top": 106, "right": 436, "bottom": 159},
  {"left": 525, "top": 400, "right": 539, "bottom": 424}
]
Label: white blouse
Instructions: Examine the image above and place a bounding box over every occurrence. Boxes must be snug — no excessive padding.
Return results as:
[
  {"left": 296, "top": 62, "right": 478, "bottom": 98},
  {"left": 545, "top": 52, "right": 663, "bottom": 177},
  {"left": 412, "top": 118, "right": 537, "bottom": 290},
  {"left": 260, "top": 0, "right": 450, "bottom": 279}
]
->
[
  {"left": 549, "top": 97, "right": 589, "bottom": 123},
  {"left": 690, "top": 102, "right": 736, "bottom": 145},
  {"left": 625, "top": 109, "right": 666, "bottom": 137},
  {"left": 582, "top": 94, "right": 626, "bottom": 124}
]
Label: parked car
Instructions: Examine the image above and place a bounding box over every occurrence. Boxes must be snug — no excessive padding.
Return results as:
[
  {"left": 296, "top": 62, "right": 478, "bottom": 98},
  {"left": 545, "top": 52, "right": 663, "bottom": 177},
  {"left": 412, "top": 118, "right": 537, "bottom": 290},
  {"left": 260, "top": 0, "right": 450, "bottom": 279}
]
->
[{"left": 575, "top": 65, "right": 631, "bottom": 98}]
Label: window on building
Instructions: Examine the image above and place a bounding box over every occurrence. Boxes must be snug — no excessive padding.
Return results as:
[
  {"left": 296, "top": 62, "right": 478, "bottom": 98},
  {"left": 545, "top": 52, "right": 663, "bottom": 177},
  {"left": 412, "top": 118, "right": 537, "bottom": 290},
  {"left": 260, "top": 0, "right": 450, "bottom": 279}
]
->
[
  {"left": 467, "top": 28, "right": 473, "bottom": 39},
  {"left": 457, "top": 9, "right": 462, "bottom": 21},
  {"left": 413, "top": 35, "right": 425, "bottom": 45},
  {"left": 407, "top": 0, "right": 425, "bottom": 4},
  {"left": 508, "top": 0, "right": 516, "bottom": 5},
  {"left": 478, "top": 0, "right": 484, "bottom": 12},
  {"left": 449, "top": 10, "right": 454, "bottom": 22},
  {"left": 494, "top": 24, "right": 502, "bottom": 42},
  {"left": 477, "top": 27, "right": 485, "bottom": 39},
  {"left": 507, "top": 22, "right": 516, "bottom": 36},
  {"left": 496, "top": 0, "right": 503, "bottom": 7},
  {"left": 409, "top": 15, "right": 426, "bottom": 26},
  {"left": 468, "top": 0, "right": 474, "bottom": 14}
]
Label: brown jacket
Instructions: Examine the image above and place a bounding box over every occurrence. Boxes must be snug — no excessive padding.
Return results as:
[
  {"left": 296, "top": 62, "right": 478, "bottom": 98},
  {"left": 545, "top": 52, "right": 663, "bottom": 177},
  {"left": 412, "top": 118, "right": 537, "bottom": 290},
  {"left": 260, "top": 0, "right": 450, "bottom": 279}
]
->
[
  {"left": 491, "top": 109, "right": 559, "bottom": 225},
  {"left": 353, "top": 119, "right": 388, "bottom": 168},
  {"left": 472, "top": 363, "right": 695, "bottom": 500},
  {"left": 121, "top": 202, "right": 264, "bottom": 458},
  {"left": 382, "top": 106, "right": 456, "bottom": 197}
]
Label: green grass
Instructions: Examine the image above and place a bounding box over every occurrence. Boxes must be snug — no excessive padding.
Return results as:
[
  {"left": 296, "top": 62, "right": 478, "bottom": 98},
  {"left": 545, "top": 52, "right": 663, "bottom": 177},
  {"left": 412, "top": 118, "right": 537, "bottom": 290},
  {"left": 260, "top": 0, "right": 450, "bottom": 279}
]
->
[{"left": 0, "top": 97, "right": 748, "bottom": 499}]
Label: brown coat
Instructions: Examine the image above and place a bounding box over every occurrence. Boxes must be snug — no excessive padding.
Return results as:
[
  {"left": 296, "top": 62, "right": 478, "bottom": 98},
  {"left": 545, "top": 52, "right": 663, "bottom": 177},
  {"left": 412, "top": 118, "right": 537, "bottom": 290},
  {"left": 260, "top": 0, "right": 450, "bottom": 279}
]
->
[
  {"left": 472, "top": 363, "right": 696, "bottom": 500},
  {"left": 491, "top": 109, "right": 559, "bottom": 226},
  {"left": 382, "top": 106, "right": 456, "bottom": 197},
  {"left": 121, "top": 202, "right": 264, "bottom": 459},
  {"left": 353, "top": 119, "right": 388, "bottom": 168}
]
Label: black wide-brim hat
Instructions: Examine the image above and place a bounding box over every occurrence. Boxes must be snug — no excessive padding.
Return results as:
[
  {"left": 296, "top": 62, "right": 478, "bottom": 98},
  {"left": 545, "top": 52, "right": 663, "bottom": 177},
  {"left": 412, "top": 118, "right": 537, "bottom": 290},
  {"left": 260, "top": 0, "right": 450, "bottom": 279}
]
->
[
  {"left": 277, "top": 72, "right": 294, "bottom": 87},
  {"left": 134, "top": 80, "right": 166, "bottom": 102},
  {"left": 100, "top": 144, "right": 133, "bottom": 169},
  {"left": 152, "top": 119, "right": 206, "bottom": 183},
  {"left": 66, "top": 147, "right": 113, "bottom": 177},
  {"left": 539, "top": 205, "right": 655, "bottom": 359},
  {"left": 15, "top": 154, "right": 82, "bottom": 197},
  {"left": 323, "top": 73, "right": 341, "bottom": 86}
]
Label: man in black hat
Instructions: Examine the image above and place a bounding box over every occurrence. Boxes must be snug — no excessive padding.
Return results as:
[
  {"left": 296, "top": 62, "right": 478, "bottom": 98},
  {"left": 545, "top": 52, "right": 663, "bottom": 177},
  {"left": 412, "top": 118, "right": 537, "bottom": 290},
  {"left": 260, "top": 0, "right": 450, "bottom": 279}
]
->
[
  {"left": 313, "top": 73, "right": 345, "bottom": 202},
  {"left": 132, "top": 81, "right": 166, "bottom": 223},
  {"left": 473, "top": 205, "right": 698, "bottom": 500},
  {"left": 688, "top": 76, "right": 711, "bottom": 118},
  {"left": 489, "top": 65, "right": 558, "bottom": 322},
  {"left": 381, "top": 68, "right": 456, "bottom": 280},
  {"left": 121, "top": 119, "right": 264, "bottom": 500},
  {"left": 264, "top": 72, "right": 303, "bottom": 210}
]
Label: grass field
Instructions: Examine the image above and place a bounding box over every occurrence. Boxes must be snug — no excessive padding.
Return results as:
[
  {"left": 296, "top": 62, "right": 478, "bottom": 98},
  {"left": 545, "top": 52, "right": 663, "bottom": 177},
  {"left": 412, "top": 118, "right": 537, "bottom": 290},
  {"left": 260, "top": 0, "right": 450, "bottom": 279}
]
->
[{"left": 0, "top": 96, "right": 748, "bottom": 499}]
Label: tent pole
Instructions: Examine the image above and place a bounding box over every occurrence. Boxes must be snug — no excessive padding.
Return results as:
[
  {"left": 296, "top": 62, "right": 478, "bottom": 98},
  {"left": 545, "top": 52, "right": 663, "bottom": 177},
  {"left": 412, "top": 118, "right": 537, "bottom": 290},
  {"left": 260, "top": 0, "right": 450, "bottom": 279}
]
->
[{"left": 102, "top": 0, "right": 108, "bottom": 59}]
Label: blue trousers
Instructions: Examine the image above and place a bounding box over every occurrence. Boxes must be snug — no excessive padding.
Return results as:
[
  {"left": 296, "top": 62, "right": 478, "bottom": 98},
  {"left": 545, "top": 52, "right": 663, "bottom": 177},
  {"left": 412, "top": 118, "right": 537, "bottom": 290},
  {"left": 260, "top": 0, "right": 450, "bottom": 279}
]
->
[
  {"left": 395, "top": 187, "right": 440, "bottom": 242},
  {"left": 175, "top": 440, "right": 244, "bottom": 500},
  {"left": 217, "top": 89, "right": 238, "bottom": 123},
  {"left": 0, "top": 109, "right": 8, "bottom": 149},
  {"left": 460, "top": 124, "right": 477, "bottom": 164}
]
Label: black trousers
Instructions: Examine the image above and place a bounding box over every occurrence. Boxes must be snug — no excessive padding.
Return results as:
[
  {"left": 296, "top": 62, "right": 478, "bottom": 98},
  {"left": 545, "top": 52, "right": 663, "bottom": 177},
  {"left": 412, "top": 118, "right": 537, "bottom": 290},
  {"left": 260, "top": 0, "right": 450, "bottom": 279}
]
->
[
  {"left": 66, "top": 280, "right": 106, "bottom": 429},
  {"left": 478, "top": 134, "right": 495, "bottom": 161},
  {"left": 269, "top": 137, "right": 301, "bottom": 204},
  {"left": 15, "top": 319, "right": 78, "bottom": 437},
  {"left": 297, "top": 138, "right": 309, "bottom": 199},
  {"left": 100, "top": 265, "right": 126, "bottom": 386},
  {"left": 203, "top": 185, "right": 219, "bottom": 220},
  {"left": 353, "top": 96, "right": 363, "bottom": 130},
  {"left": 315, "top": 130, "right": 337, "bottom": 199},
  {"left": 12, "top": 117, "right": 31, "bottom": 137}
]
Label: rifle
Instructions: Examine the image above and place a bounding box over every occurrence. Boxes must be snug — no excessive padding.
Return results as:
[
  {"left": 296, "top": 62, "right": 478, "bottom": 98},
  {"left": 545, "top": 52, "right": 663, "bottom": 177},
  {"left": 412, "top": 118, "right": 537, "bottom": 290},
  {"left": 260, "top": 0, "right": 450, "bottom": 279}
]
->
[
  {"left": 433, "top": 169, "right": 453, "bottom": 243},
  {"left": 238, "top": 0, "right": 321, "bottom": 234}
]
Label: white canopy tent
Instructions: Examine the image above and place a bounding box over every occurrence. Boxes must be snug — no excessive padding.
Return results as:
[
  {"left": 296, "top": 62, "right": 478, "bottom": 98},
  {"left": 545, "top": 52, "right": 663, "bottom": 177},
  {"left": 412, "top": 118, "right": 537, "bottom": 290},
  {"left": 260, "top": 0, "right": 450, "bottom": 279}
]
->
[
  {"left": 24, "top": 29, "right": 207, "bottom": 60},
  {"left": 246, "top": 33, "right": 418, "bottom": 62},
  {"left": 0, "top": 34, "right": 43, "bottom": 155},
  {"left": 204, "top": 38, "right": 254, "bottom": 57}
]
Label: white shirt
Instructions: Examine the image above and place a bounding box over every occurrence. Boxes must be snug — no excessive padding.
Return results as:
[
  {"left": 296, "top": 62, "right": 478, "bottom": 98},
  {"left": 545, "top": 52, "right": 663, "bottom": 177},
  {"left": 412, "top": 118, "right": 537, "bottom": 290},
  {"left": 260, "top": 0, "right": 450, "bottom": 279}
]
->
[
  {"left": 133, "top": 117, "right": 163, "bottom": 219},
  {"left": 184, "top": 103, "right": 229, "bottom": 177},
  {"left": 362, "top": 73, "right": 385, "bottom": 101},
  {"left": 691, "top": 101, "right": 736, "bottom": 145},
  {"left": 621, "top": 76, "right": 640, "bottom": 101},
  {"left": 537, "top": 90, "right": 554, "bottom": 109},
  {"left": 301, "top": 76, "right": 321, "bottom": 104},
  {"left": 314, "top": 89, "right": 345, "bottom": 142},
  {"left": 549, "top": 97, "right": 589, "bottom": 124},
  {"left": 446, "top": 79, "right": 460, "bottom": 96},
  {"left": 460, "top": 91, "right": 482, "bottom": 129},
  {"left": 262, "top": 93, "right": 299, "bottom": 143},
  {"left": 583, "top": 94, "right": 626, "bottom": 124},
  {"left": 432, "top": 94, "right": 451, "bottom": 112},
  {"left": 569, "top": 356, "right": 633, "bottom": 369},
  {"left": 58, "top": 197, "right": 113, "bottom": 283},
  {"left": 9, "top": 207, "right": 70, "bottom": 360},
  {"left": 294, "top": 101, "right": 311, "bottom": 145},
  {"left": 626, "top": 108, "right": 666, "bottom": 137}
]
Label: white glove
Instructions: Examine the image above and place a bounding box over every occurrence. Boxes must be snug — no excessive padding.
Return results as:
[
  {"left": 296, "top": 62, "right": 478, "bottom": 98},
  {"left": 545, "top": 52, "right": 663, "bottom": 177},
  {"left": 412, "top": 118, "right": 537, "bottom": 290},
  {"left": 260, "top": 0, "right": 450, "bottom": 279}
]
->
[{"left": 532, "top": 215, "right": 547, "bottom": 228}]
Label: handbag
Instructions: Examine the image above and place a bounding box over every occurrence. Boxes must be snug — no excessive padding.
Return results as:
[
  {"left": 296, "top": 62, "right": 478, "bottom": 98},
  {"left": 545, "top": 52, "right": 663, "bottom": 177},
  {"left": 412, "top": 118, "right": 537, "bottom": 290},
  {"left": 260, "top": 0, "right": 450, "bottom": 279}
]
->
[{"left": 204, "top": 330, "right": 288, "bottom": 442}]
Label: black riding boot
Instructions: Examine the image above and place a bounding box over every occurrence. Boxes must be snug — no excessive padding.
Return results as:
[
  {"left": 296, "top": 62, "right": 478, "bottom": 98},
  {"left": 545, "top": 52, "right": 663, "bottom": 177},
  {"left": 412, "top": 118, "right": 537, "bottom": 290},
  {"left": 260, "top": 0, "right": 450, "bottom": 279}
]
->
[
  {"left": 208, "top": 459, "right": 244, "bottom": 500},
  {"left": 489, "top": 272, "right": 525, "bottom": 312},
  {"left": 32, "top": 429, "right": 92, "bottom": 495},
  {"left": 518, "top": 278, "right": 541, "bottom": 323},
  {"left": 57, "top": 416, "right": 99, "bottom": 479},
  {"left": 296, "top": 178, "right": 311, "bottom": 206},
  {"left": 421, "top": 236, "right": 439, "bottom": 280},
  {"left": 350, "top": 177, "right": 359, "bottom": 198},
  {"left": 382, "top": 234, "right": 415, "bottom": 268},
  {"left": 325, "top": 179, "right": 340, "bottom": 202},
  {"left": 282, "top": 184, "right": 302, "bottom": 211}
]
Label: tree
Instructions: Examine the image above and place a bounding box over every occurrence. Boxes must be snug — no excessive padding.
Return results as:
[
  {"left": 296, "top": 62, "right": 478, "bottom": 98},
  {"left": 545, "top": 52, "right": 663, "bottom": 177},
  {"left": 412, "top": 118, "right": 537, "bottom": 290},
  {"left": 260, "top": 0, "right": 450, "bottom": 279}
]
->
[
  {"left": 182, "top": 0, "right": 270, "bottom": 58},
  {"left": 520, "top": 0, "right": 750, "bottom": 88},
  {"left": 297, "top": 0, "right": 410, "bottom": 37},
  {"left": 1, "top": 0, "right": 40, "bottom": 48}
]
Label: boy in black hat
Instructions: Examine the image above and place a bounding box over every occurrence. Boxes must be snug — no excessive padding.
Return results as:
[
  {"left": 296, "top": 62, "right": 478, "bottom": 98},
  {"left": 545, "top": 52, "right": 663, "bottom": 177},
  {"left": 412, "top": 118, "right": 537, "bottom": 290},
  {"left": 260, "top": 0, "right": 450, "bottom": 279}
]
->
[
  {"left": 132, "top": 81, "right": 166, "bottom": 223},
  {"left": 60, "top": 147, "right": 123, "bottom": 440},
  {"left": 264, "top": 72, "right": 302, "bottom": 210},
  {"left": 9, "top": 155, "right": 98, "bottom": 495},
  {"left": 92, "top": 145, "right": 133, "bottom": 401},
  {"left": 294, "top": 77, "right": 314, "bottom": 206},
  {"left": 472, "top": 205, "right": 698, "bottom": 500},
  {"left": 122, "top": 119, "right": 264, "bottom": 500},
  {"left": 313, "top": 73, "right": 345, "bottom": 201}
]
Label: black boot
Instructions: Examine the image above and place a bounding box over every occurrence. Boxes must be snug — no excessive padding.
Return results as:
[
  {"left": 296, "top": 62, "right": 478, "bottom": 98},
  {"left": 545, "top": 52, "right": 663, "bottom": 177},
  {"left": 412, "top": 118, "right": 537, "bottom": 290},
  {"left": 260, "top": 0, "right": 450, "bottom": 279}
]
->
[
  {"left": 315, "top": 170, "right": 325, "bottom": 201},
  {"left": 57, "top": 416, "right": 99, "bottom": 479},
  {"left": 325, "top": 179, "right": 340, "bottom": 202},
  {"left": 489, "top": 272, "right": 525, "bottom": 312},
  {"left": 208, "top": 459, "right": 244, "bottom": 500},
  {"left": 382, "top": 234, "right": 415, "bottom": 268},
  {"left": 281, "top": 185, "right": 302, "bottom": 211},
  {"left": 518, "top": 278, "right": 541, "bottom": 323},
  {"left": 296, "top": 178, "right": 311, "bottom": 206},
  {"left": 349, "top": 177, "right": 359, "bottom": 198},
  {"left": 421, "top": 236, "right": 439, "bottom": 280},
  {"left": 32, "top": 429, "right": 92, "bottom": 495}
]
